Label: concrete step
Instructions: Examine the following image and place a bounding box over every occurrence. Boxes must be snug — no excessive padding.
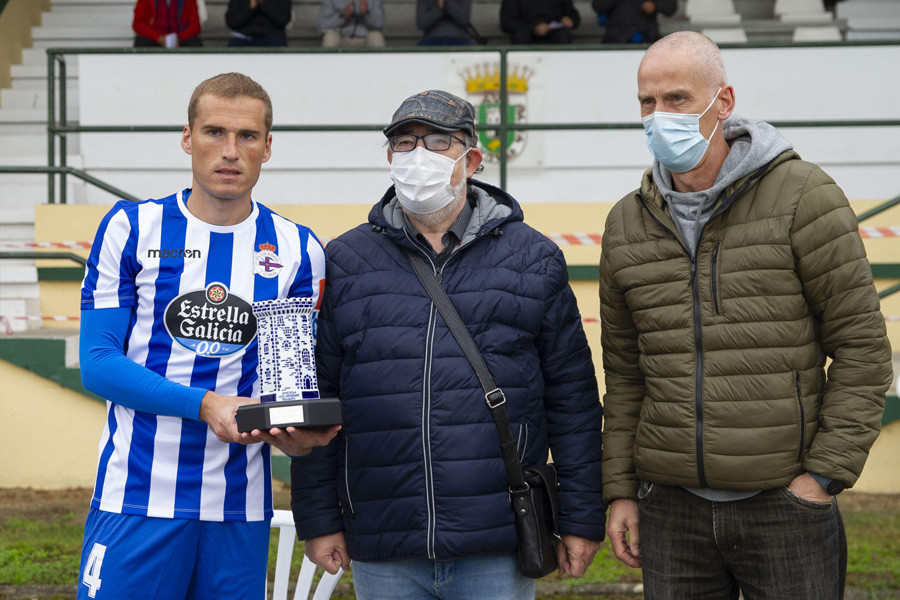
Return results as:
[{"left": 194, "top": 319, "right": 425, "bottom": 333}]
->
[
  {"left": 0, "top": 122, "right": 52, "bottom": 136},
  {"left": 1, "top": 88, "right": 81, "bottom": 111},
  {"left": 0, "top": 262, "right": 39, "bottom": 285},
  {"left": 51, "top": 0, "right": 134, "bottom": 5},
  {"left": 33, "top": 25, "right": 134, "bottom": 40},
  {"left": 0, "top": 180, "right": 87, "bottom": 206},
  {"left": 31, "top": 37, "right": 132, "bottom": 49},
  {"left": 0, "top": 154, "right": 83, "bottom": 167},
  {"left": 837, "top": 0, "right": 900, "bottom": 18},
  {"left": 0, "top": 207, "right": 36, "bottom": 225},
  {"left": 0, "top": 134, "right": 80, "bottom": 156},
  {"left": 7, "top": 79, "right": 79, "bottom": 96},
  {"left": 42, "top": 9, "right": 133, "bottom": 28},
  {"left": 0, "top": 224, "right": 36, "bottom": 240},
  {"left": 0, "top": 106, "right": 78, "bottom": 124},
  {"left": 0, "top": 298, "right": 41, "bottom": 334}
]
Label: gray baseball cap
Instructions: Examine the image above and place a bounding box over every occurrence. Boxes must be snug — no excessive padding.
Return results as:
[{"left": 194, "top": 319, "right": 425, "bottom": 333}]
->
[{"left": 383, "top": 90, "right": 476, "bottom": 139}]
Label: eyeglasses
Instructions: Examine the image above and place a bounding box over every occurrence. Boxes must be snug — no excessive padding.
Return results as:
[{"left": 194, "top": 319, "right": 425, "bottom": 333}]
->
[{"left": 388, "top": 133, "right": 468, "bottom": 153}]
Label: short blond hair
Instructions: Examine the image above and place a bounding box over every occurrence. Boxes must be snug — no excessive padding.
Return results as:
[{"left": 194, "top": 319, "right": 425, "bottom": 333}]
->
[{"left": 187, "top": 72, "right": 273, "bottom": 133}]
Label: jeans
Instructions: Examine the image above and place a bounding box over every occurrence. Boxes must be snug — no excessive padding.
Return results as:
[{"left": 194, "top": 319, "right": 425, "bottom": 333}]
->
[
  {"left": 638, "top": 483, "right": 847, "bottom": 600},
  {"left": 352, "top": 553, "right": 534, "bottom": 600}
]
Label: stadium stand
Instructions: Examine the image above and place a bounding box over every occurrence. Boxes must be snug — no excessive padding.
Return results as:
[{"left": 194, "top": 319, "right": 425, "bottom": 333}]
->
[{"left": 837, "top": 0, "right": 900, "bottom": 40}]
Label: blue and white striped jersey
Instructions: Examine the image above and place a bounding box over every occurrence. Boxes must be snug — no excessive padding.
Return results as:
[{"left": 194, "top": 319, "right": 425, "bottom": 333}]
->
[{"left": 80, "top": 189, "right": 326, "bottom": 522}]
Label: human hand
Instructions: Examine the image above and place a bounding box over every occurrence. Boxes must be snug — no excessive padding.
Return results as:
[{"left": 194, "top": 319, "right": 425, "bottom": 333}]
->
[
  {"left": 556, "top": 534, "right": 600, "bottom": 578},
  {"left": 788, "top": 472, "right": 833, "bottom": 502},
  {"left": 343, "top": 0, "right": 353, "bottom": 19},
  {"left": 243, "top": 424, "right": 341, "bottom": 457},
  {"left": 607, "top": 498, "right": 641, "bottom": 567},
  {"left": 640, "top": 1, "right": 656, "bottom": 13},
  {"left": 359, "top": 0, "right": 369, "bottom": 14},
  {"left": 534, "top": 22, "right": 552, "bottom": 36},
  {"left": 560, "top": 16, "right": 574, "bottom": 28},
  {"left": 251, "top": 0, "right": 260, "bottom": 8},
  {"left": 199, "top": 391, "right": 258, "bottom": 444},
  {"left": 305, "top": 532, "right": 351, "bottom": 575}
]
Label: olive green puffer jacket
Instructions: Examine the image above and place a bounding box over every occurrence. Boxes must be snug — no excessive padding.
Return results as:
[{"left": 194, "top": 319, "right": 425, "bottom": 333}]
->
[{"left": 599, "top": 150, "right": 893, "bottom": 502}]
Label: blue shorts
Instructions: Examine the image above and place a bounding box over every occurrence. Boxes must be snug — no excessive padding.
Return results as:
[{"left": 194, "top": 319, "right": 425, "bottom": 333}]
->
[{"left": 77, "top": 508, "right": 269, "bottom": 600}]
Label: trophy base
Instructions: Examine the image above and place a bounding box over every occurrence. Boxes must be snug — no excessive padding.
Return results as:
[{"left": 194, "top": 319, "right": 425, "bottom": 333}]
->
[{"left": 236, "top": 396, "right": 342, "bottom": 433}]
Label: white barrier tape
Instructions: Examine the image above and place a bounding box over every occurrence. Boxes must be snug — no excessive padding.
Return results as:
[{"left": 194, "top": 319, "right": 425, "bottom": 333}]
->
[
  {"left": 0, "top": 241, "right": 93, "bottom": 250},
  {"left": 2, "top": 227, "right": 898, "bottom": 252}
]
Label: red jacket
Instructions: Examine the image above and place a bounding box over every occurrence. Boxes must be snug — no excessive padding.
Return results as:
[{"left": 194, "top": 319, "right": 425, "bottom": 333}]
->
[{"left": 133, "top": 0, "right": 201, "bottom": 43}]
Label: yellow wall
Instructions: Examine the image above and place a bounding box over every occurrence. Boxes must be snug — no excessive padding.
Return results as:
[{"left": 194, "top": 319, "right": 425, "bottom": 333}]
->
[{"left": 0, "top": 359, "right": 105, "bottom": 489}]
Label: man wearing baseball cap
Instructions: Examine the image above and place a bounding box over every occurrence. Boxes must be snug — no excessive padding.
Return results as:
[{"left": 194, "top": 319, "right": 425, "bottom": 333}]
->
[{"left": 290, "top": 90, "right": 605, "bottom": 599}]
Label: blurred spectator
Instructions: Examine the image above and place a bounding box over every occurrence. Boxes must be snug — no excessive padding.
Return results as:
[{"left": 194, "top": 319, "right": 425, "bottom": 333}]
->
[
  {"left": 226, "top": 0, "right": 292, "bottom": 47},
  {"left": 592, "top": 0, "right": 676, "bottom": 44},
  {"left": 501, "top": 0, "right": 580, "bottom": 44},
  {"left": 133, "top": 0, "right": 203, "bottom": 47},
  {"left": 417, "top": 0, "right": 475, "bottom": 46},
  {"left": 320, "top": 0, "right": 386, "bottom": 47}
]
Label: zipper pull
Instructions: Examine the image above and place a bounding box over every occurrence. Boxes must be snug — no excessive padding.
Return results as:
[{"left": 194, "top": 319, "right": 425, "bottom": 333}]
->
[{"left": 690, "top": 256, "right": 697, "bottom": 285}]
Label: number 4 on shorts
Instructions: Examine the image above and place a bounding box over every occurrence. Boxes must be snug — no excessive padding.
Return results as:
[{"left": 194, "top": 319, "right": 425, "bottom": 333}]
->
[{"left": 82, "top": 543, "right": 106, "bottom": 598}]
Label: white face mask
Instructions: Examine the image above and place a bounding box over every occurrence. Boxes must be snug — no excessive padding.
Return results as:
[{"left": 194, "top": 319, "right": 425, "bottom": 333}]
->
[
  {"left": 390, "top": 146, "right": 470, "bottom": 215},
  {"left": 642, "top": 88, "right": 722, "bottom": 173}
]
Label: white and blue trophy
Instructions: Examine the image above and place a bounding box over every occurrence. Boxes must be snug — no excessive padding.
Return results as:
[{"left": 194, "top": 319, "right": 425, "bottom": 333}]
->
[{"left": 236, "top": 297, "right": 341, "bottom": 432}]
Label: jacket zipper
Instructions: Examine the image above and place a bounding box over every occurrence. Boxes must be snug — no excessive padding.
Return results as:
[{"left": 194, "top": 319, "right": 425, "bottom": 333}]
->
[
  {"left": 635, "top": 163, "right": 772, "bottom": 488},
  {"left": 343, "top": 441, "right": 354, "bottom": 515},
  {"left": 639, "top": 197, "right": 709, "bottom": 488},
  {"left": 795, "top": 371, "right": 805, "bottom": 462},
  {"left": 401, "top": 227, "right": 493, "bottom": 560},
  {"left": 690, "top": 255, "right": 708, "bottom": 488},
  {"left": 711, "top": 242, "right": 721, "bottom": 314}
]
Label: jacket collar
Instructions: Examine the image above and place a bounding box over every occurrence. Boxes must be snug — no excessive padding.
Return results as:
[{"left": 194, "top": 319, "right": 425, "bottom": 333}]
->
[{"left": 369, "top": 179, "right": 524, "bottom": 249}]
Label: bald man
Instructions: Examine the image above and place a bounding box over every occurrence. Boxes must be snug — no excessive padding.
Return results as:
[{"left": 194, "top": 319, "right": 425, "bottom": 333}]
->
[{"left": 598, "top": 31, "right": 892, "bottom": 599}]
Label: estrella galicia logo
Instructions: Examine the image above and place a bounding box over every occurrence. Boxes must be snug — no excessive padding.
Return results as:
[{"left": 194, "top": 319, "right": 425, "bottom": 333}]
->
[{"left": 164, "top": 282, "right": 257, "bottom": 357}]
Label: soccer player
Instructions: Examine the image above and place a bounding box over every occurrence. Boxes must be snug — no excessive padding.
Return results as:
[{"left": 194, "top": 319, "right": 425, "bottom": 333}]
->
[{"left": 76, "top": 72, "right": 338, "bottom": 600}]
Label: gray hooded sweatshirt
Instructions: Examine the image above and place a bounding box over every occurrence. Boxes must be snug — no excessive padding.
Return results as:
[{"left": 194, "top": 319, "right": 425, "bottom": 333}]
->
[{"left": 653, "top": 115, "right": 794, "bottom": 258}]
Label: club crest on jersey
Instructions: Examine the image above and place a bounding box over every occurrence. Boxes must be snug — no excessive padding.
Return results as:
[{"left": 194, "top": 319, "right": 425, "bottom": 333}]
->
[
  {"left": 254, "top": 242, "right": 283, "bottom": 279},
  {"left": 164, "top": 282, "right": 257, "bottom": 357}
]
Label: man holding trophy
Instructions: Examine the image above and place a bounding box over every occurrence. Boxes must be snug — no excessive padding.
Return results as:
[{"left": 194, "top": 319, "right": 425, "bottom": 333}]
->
[{"left": 76, "top": 72, "right": 338, "bottom": 600}]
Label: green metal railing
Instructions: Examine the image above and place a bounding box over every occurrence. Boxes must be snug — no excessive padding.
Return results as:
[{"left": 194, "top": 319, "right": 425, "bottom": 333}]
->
[
  {"left": 39, "top": 44, "right": 900, "bottom": 205},
  {"left": 2, "top": 44, "right": 898, "bottom": 293}
]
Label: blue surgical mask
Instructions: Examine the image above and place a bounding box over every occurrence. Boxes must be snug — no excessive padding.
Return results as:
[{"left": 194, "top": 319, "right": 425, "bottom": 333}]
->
[{"left": 642, "top": 89, "right": 722, "bottom": 173}]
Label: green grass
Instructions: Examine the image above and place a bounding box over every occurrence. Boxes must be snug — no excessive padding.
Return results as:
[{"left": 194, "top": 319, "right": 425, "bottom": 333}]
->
[
  {"left": 1, "top": 495, "right": 898, "bottom": 595},
  {"left": 0, "top": 516, "right": 83, "bottom": 585}
]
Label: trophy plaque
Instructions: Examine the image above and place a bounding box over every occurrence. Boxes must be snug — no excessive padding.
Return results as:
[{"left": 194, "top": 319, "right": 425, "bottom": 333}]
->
[{"left": 236, "top": 297, "right": 342, "bottom": 433}]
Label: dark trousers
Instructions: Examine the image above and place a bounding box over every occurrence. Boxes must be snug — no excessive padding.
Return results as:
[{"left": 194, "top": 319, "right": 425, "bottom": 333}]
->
[
  {"left": 638, "top": 483, "right": 847, "bottom": 600},
  {"left": 133, "top": 35, "right": 203, "bottom": 47},
  {"left": 228, "top": 34, "right": 287, "bottom": 47}
]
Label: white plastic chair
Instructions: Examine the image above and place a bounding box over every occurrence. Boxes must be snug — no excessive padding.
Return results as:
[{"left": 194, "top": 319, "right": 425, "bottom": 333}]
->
[{"left": 270, "top": 510, "right": 345, "bottom": 600}]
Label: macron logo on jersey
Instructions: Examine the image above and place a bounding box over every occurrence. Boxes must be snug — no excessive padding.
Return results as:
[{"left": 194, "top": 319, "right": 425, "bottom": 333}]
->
[
  {"left": 147, "top": 248, "right": 203, "bottom": 259},
  {"left": 163, "top": 282, "right": 257, "bottom": 357}
]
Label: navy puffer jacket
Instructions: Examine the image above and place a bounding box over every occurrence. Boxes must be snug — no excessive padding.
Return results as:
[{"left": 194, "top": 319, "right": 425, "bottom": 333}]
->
[{"left": 291, "top": 181, "right": 604, "bottom": 561}]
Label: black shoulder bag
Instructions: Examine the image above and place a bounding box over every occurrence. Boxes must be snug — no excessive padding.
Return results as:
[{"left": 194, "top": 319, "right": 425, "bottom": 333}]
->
[{"left": 404, "top": 248, "right": 560, "bottom": 578}]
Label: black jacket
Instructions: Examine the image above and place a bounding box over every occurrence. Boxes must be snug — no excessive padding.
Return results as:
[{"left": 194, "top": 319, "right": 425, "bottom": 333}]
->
[{"left": 592, "top": 0, "right": 676, "bottom": 43}]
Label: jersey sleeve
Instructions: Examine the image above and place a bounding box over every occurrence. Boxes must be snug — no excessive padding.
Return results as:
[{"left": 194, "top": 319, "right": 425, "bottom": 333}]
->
[
  {"left": 288, "top": 226, "right": 327, "bottom": 307},
  {"left": 81, "top": 202, "right": 141, "bottom": 310},
  {"left": 80, "top": 307, "right": 207, "bottom": 419}
]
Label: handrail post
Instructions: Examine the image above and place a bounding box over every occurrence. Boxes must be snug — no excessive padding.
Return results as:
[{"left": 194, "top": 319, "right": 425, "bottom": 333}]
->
[
  {"left": 856, "top": 195, "right": 900, "bottom": 223},
  {"left": 499, "top": 49, "right": 508, "bottom": 191},
  {"left": 46, "top": 50, "right": 56, "bottom": 204},
  {"left": 59, "top": 55, "right": 68, "bottom": 205}
]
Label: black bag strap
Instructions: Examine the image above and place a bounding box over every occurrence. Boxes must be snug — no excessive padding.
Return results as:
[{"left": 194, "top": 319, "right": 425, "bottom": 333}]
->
[{"left": 404, "top": 248, "right": 527, "bottom": 491}]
